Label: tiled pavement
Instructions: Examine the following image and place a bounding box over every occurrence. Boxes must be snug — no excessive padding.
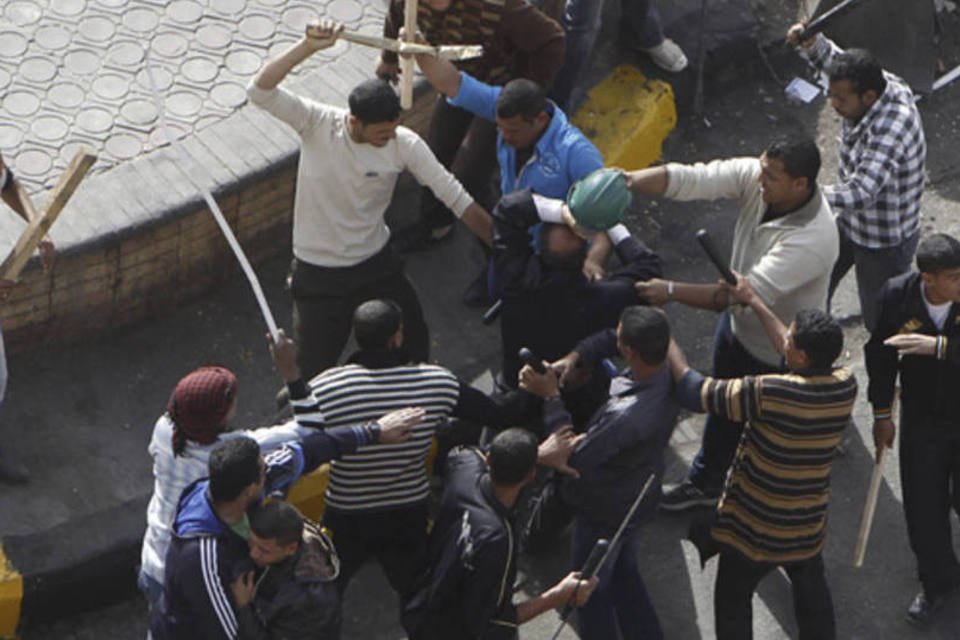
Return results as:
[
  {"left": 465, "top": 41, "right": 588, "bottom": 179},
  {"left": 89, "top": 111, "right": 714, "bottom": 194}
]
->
[{"left": 0, "top": 0, "right": 388, "bottom": 194}]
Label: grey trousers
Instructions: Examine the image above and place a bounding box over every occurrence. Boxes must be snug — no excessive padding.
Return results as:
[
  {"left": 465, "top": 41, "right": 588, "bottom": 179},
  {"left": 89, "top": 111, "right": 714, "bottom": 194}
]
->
[{"left": 828, "top": 228, "right": 919, "bottom": 332}]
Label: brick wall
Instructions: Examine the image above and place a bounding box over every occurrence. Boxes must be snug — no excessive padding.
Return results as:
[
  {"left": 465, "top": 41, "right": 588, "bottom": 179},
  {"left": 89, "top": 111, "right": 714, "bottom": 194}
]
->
[{"left": 0, "top": 90, "right": 436, "bottom": 353}]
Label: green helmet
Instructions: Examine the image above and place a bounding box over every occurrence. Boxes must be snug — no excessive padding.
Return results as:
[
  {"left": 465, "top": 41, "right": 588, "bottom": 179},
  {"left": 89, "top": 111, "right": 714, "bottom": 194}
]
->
[{"left": 566, "top": 169, "right": 632, "bottom": 231}]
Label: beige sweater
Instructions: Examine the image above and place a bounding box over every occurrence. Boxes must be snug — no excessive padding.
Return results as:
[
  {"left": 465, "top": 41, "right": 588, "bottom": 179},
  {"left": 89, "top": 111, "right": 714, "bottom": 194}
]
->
[
  {"left": 248, "top": 83, "right": 474, "bottom": 267},
  {"left": 665, "top": 157, "right": 838, "bottom": 365}
]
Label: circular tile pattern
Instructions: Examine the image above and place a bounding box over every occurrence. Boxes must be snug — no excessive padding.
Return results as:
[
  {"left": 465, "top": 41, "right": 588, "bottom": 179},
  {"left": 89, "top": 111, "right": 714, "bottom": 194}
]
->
[
  {"left": 211, "top": 82, "right": 247, "bottom": 109},
  {"left": 120, "top": 99, "right": 159, "bottom": 126},
  {"left": 136, "top": 67, "right": 174, "bottom": 92},
  {"left": 152, "top": 32, "right": 189, "bottom": 58},
  {"left": 166, "top": 0, "right": 204, "bottom": 25},
  {"left": 0, "top": 69, "right": 10, "bottom": 92},
  {"left": 48, "top": 82, "right": 86, "bottom": 109},
  {"left": 4, "top": 2, "right": 43, "bottom": 26},
  {"left": 76, "top": 107, "right": 114, "bottom": 134},
  {"left": 122, "top": 7, "right": 160, "bottom": 33},
  {"left": 20, "top": 57, "right": 59, "bottom": 84},
  {"left": 105, "top": 133, "right": 142, "bottom": 160},
  {"left": 107, "top": 41, "right": 145, "bottom": 66},
  {"left": 166, "top": 91, "right": 203, "bottom": 118},
  {"left": 92, "top": 73, "right": 130, "bottom": 101},
  {"left": 257, "top": 0, "right": 286, "bottom": 6},
  {"left": 211, "top": 0, "right": 246, "bottom": 16},
  {"left": 225, "top": 50, "right": 262, "bottom": 75},
  {"left": 79, "top": 15, "right": 116, "bottom": 43},
  {"left": 34, "top": 25, "right": 73, "bottom": 50},
  {"left": 194, "top": 114, "right": 222, "bottom": 131},
  {"left": 282, "top": 7, "right": 318, "bottom": 31},
  {"left": 148, "top": 123, "right": 188, "bottom": 148},
  {"left": 64, "top": 49, "right": 101, "bottom": 75},
  {"left": 327, "top": 0, "right": 363, "bottom": 23},
  {"left": 15, "top": 150, "right": 53, "bottom": 177},
  {"left": 238, "top": 14, "right": 275, "bottom": 41},
  {"left": 95, "top": 0, "right": 127, "bottom": 8},
  {"left": 31, "top": 116, "right": 71, "bottom": 143},
  {"left": 267, "top": 40, "right": 298, "bottom": 59},
  {"left": 181, "top": 58, "right": 220, "bottom": 84},
  {"left": 3, "top": 92, "right": 41, "bottom": 118},
  {"left": 0, "top": 124, "right": 25, "bottom": 149},
  {"left": 0, "top": 31, "right": 29, "bottom": 57},
  {"left": 50, "top": 0, "right": 86, "bottom": 17},
  {"left": 197, "top": 24, "right": 233, "bottom": 50}
]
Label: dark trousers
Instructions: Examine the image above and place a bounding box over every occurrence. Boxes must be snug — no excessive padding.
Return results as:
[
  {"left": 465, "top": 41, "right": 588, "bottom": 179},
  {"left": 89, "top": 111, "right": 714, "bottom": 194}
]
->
[
  {"left": 551, "top": 0, "right": 664, "bottom": 109},
  {"left": 688, "top": 312, "right": 781, "bottom": 491},
  {"left": 715, "top": 551, "right": 835, "bottom": 640},
  {"left": 899, "top": 412, "right": 960, "bottom": 598},
  {"left": 571, "top": 518, "right": 663, "bottom": 640},
  {"left": 420, "top": 98, "right": 498, "bottom": 231},
  {"left": 828, "top": 228, "right": 919, "bottom": 333},
  {"left": 290, "top": 246, "right": 429, "bottom": 381},
  {"left": 322, "top": 503, "right": 430, "bottom": 600}
]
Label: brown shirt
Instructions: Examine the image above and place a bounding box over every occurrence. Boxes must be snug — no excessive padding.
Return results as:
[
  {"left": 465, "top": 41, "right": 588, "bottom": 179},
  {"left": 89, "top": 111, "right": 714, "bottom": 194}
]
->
[{"left": 382, "top": 0, "right": 565, "bottom": 86}]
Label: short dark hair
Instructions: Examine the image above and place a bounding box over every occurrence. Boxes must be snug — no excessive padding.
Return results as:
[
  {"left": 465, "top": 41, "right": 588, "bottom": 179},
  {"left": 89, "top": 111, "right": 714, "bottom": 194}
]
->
[
  {"left": 488, "top": 428, "right": 538, "bottom": 486},
  {"left": 916, "top": 233, "right": 960, "bottom": 274},
  {"left": 353, "top": 299, "right": 403, "bottom": 349},
  {"left": 764, "top": 138, "right": 821, "bottom": 186},
  {"left": 495, "top": 79, "right": 547, "bottom": 122},
  {"left": 619, "top": 306, "right": 670, "bottom": 365},
  {"left": 792, "top": 309, "right": 843, "bottom": 370},
  {"left": 830, "top": 48, "right": 887, "bottom": 96},
  {"left": 249, "top": 501, "right": 304, "bottom": 547},
  {"left": 209, "top": 437, "right": 261, "bottom": 503},
  {"left": 348, "top": 79, "right": 401, "bottom": 124}
]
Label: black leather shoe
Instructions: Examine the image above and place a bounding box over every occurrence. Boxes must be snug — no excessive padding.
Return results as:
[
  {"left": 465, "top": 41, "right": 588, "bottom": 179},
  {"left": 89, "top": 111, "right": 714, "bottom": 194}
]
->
[{"left": 906, "top": 591, "right": 944, "bottom": 628}]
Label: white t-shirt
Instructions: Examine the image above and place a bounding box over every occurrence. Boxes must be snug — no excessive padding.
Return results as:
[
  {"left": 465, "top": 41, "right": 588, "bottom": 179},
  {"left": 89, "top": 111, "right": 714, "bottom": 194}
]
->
[
  {"left": 247, "top": 82, "right": 474, "bottom": 267},
  {"left": 923, "top": 286, "right": 952, "bottom": 330}
]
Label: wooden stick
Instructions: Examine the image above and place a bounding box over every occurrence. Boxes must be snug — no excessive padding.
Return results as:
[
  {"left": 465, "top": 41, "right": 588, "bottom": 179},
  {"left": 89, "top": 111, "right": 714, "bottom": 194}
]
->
[
  {"left": 339, "top": 30, "right": 481, "bottom": 60},
  {"left": 853, "top": 447, "right": 886, "bottom": 567},
  {"left": 400, "top": 0, "right": 418, "bottom": 109},
  {"left": 0, "top": 150, "right": 96, "bottom": 280}
]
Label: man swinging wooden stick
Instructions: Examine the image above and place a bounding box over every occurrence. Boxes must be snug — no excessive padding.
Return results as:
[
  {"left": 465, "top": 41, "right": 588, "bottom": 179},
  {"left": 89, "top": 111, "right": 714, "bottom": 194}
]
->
[{"left": 0, "top": 148, "right": 96, "bottom": 483}]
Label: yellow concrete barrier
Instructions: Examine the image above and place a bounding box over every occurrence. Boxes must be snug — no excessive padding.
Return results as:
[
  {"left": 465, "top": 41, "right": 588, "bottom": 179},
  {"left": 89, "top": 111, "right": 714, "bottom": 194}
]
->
[
  {"left": 0, "top": 544, "right": 23, "bottom": 639},
  {"left": 572, "top": 64, "right": 677, "bottom": 170}
]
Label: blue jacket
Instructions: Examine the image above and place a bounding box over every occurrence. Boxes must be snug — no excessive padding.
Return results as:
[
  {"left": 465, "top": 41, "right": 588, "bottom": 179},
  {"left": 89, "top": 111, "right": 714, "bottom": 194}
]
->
[
  {"left": 448, "top": 72, "right": 603, "bottom": 199},
  {"left": 150, "top": 427, "right": 374, "bottom": 640}
]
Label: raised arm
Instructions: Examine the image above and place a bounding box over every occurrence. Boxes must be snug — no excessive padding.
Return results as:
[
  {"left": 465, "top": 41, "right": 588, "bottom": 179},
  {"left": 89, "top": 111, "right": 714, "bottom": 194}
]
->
[
  {"left": 413, "top": 45, "right": 464, "bottom": 98},
  {"left": 722, "top": 272, "right": 789, "bottom": 356},
  {"left": 253, "top": 20, "right": 342, "bottom": 91}
]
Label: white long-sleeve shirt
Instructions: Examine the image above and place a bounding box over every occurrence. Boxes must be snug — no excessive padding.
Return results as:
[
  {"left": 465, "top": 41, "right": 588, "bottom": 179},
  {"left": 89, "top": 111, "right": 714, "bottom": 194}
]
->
[
  {"left": 665, "top": 157, "right": 838, "bottom": 366},
  {"left": 247, "top": 82, "right": 474, "bottom": 267}
]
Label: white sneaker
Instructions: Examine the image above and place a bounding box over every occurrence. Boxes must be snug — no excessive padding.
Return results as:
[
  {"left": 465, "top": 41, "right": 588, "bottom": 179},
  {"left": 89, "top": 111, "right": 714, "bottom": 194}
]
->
[{"left": 642, "top": 38, "right": 688, "bottom": 73}]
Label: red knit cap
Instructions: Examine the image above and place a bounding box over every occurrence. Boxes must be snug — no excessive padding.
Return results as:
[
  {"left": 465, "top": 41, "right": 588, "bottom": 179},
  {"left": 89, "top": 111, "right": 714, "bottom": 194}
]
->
[{"left": 167, "top": 366, "right": 238, "bottom": 445}]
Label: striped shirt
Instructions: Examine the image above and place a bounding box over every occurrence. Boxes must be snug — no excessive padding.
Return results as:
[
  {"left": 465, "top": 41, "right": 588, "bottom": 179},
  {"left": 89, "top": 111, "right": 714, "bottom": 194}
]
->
[
  {"left": 805, "top": 35, "right": 926, "bottom": 249},
  {"left": 678, "top": 367, "right": 857, "bottom": 563},
  {"left": 304, "top": 362, "right": 460, "bottom": 512}
]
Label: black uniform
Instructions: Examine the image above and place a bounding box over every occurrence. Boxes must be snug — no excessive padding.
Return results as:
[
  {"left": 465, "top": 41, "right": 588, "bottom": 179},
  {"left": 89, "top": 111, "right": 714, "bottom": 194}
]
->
[
  {"left": 402, "top": 447, "right": 519, "bottom": 639},
  {"left": 865, "top": 271, "right": 960, "bottom": 599}
]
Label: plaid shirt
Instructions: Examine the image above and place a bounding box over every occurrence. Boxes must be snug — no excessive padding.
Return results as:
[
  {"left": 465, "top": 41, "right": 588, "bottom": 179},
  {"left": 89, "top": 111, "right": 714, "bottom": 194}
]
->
[{"left": 805, "top": 35, "right": 926, "bottom": 249}]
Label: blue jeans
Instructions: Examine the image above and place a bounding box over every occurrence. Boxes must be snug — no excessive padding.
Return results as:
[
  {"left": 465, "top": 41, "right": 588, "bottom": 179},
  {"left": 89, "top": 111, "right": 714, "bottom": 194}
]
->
[
  {"left": 550, "top": 0, "right": 665, "bottom": 109},
  {"left": 688, "top": 312, "right": 781, "bottom": 491},
  {"left": 571, "top": 517, "right": 663, "bottom": 640}
]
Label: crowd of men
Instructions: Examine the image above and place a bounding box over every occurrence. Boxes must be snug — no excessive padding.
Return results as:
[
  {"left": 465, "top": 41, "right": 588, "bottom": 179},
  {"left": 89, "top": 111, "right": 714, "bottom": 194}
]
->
[{"left": 1, "top": 0, "right": 957, "bottom": 638}]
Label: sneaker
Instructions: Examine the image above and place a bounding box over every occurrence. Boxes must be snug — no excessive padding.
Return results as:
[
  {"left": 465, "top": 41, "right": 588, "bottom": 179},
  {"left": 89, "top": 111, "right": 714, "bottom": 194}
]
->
[
  {"left": 906, "top": 591, "right": 944, "bottom": 628},
  {"left": 642, "top": 38, "right": 689, "bottom": 73},
  {"left": 660, "top": 481, "right": 719, "bottom": 512}
]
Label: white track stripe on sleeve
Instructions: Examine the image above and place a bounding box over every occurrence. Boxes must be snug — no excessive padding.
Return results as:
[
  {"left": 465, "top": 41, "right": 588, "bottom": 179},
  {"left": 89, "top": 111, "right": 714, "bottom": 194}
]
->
[{"left": 200, "top": 538, "right": 238, "bottom": 638}]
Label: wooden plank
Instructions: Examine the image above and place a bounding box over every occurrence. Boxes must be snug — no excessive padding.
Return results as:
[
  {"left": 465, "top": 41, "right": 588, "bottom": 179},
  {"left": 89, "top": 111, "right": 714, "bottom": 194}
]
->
[
  {"left": 400, "top": 0, "right": 418, "bottom": 109},
  {"left": 0, "top": 150, "right": 96, "bottom": 281}
]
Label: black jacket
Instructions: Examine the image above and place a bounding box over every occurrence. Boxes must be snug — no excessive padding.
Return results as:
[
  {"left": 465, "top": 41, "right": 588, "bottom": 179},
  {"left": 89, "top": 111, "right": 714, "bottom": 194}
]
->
[
  {"left": 866, "top": 271, "right": 960, "bottom": 423},
  {"left": 490, "top": 188, "right": 662, "bottom": 388},
  {"left": 236, "top": 522, "right": 341, "bottom": 640},
  {"left": 150, "top": 429, "right": 373, "bottom": 640},
  {"left": 402, "top": 448, "right": 519, "bottom": 639}
]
